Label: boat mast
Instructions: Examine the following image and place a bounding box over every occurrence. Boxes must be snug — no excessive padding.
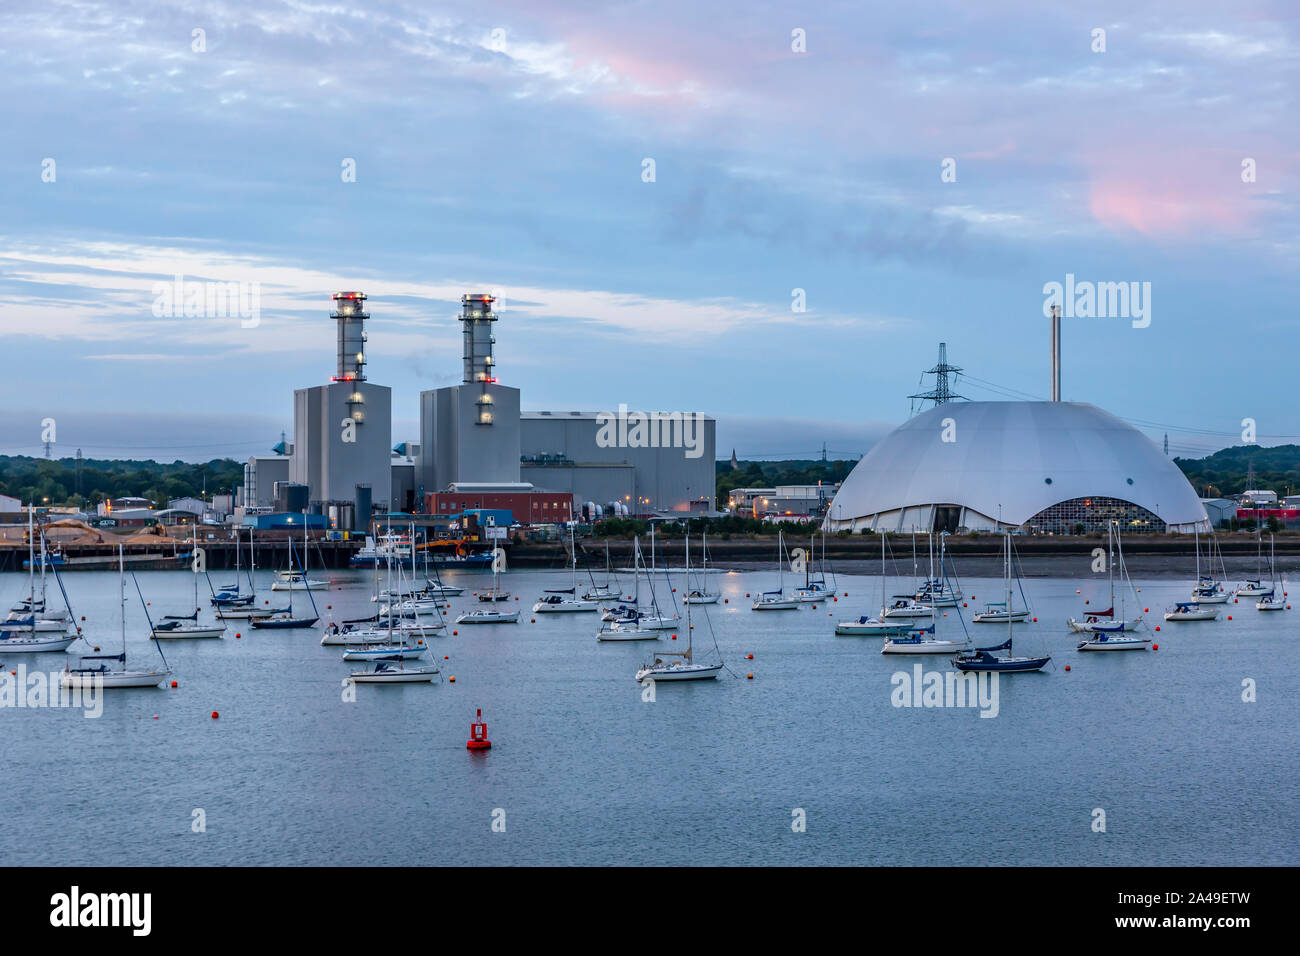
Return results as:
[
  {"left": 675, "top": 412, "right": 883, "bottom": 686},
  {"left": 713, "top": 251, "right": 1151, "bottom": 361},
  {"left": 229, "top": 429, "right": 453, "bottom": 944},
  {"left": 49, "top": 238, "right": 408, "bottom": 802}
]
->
[
  {"left": 27, "top": 504, "right": 35, "bottom": 604},
  {"left": 879, "top": 531, "right": 886, "bottom": 617},
  {"left": 119, "top": 543, "right": 126, "bottom": 662},
  {"left": 1004, "top": 530, "right": 1012, "bottom": 647}
]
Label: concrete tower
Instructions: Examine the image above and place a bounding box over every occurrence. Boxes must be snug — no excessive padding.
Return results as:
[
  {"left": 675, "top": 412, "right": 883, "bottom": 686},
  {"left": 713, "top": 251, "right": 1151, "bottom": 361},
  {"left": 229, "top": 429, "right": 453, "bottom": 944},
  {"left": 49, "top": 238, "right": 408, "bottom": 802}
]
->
[
  {"left": 290, "top": 290, "right": 392, "bottom": 528},
  {"left": 418, "top": 294, "right": 521, "bottom": 494}
]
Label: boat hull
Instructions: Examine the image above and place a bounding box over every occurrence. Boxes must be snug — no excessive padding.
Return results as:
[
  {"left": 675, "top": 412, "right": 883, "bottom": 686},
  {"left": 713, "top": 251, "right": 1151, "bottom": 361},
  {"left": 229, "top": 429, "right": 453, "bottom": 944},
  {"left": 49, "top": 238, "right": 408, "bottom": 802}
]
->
[
  {"left": 683, "top": 593, "right": 720, "bottom": 605},
  {"left": 341, "top": 645, "right": 428, "bottom": 661},
  {"left": 455, "top": 612, "right": 520, "bottom": 624},
  {"left": 881, "top": 639, "right": 966, "bottom": 654},
  {"left": 635, "top": 663, "right": 722, "bottom": 681},
  {"left": 0, "top": 634, "right": 77, "bottom": 652},
  {"left": 347, "top": 669, "right": 438, "bottom": 683},
  {"left": 1076, "top": 637, "right": 1151, "bottom": 651},
  {"left": 152, "top": 626, "right": 225, "bottom": 639},
  {"left": 61, "top": 669, "right": 170, "bottom": 688}
]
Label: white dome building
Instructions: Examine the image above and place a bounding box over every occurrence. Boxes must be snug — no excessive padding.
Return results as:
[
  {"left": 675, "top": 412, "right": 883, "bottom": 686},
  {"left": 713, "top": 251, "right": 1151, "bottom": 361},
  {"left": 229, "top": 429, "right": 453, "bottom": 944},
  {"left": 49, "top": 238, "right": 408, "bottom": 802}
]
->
[{"left": 825, "top": 402, "right": 1208, "bottom": 534}]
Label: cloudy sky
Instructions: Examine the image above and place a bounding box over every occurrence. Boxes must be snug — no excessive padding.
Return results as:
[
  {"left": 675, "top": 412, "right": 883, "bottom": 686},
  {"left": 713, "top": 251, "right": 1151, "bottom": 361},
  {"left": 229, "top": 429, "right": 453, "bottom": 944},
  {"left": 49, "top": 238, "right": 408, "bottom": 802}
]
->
[{"left": 3, "top": 0, "right": 1297, "bottom": 462}]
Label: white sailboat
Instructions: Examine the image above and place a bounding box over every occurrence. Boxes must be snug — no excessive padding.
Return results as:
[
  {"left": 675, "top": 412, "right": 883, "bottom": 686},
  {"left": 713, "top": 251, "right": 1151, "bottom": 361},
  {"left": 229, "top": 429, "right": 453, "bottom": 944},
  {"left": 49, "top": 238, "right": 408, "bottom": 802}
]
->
[
  {"left": 152, "top": 525, "right": 226, "bottom": 639},
  {"left": 597, "top": 537, "right": 662, "bottom": 641},
  {"left": 914, "top": 532, "right": 961, "bottom": 606},
  {"left": 270, "top": 514, "right": 327, "bottom": 590},
  {"left": 835, "top": 533, "right": 915, "bottom": 636},
  {"left": 794, "top": 531, "right": 836, "bottom": 601},
  {"left": 583, "top": 541, "right": 622, "bottom": 602},
  {"left": 1163, "top": 601, "right": 1219, "bottom": 621},
  {"left": 684, "top": 531, "right": 720, "bottom": 604},
  {"left": 1068, "top": 522, "right": 1143, "bottom": 634},
  {"left": 346, "top": 659, "right": 440, "bottom": 683},
  {"left": 752, "top": 529, "right": 800, "bottom": 610},
  {"left": 456, "top": 547, "right": 520, "bottom": 624},
  {"left": 635, "top": 533, "right": 723, "bottom": 680},
  {"left": 534, "top": 526, "right": 599, "bottom": 612},
  {"left": 1190, "top": 525, "right": 1230, "bottom": 604},
  {"left": 881, "top": 532, "right": 965, "bottom": 653},
  {"left": 1235, "top": 524, "right": 1274, "bottom": 597},
  {"left": 1, "top": 518, "right": 76, "bottom": 652},
  {"left": 61, "top": 546, "right": 173, "bottom": 688},
  {"left": 1255, "top": 534, "right": 1287, "bottom": 611}
]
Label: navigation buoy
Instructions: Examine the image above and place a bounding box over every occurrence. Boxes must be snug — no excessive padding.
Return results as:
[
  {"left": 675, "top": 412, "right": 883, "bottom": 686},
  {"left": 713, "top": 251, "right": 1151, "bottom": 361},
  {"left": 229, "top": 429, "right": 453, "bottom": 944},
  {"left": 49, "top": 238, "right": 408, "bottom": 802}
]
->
[
  {"left": 467, "top": 709, "right": 491, "bottom": 750},
  {"left": 449, "top": 676, "right": 455, "bottom": 682},
  {"left": 1153, "top": 644, "right": 1159, "bottom": 650},
  {"left": 747, "top": 673, "right": 754, "bottom": 680},
  {"left": 452, "top": 630, "right": 458, "bottom": 636},
  {"left": 1227, "top": 615, "right": 1232, "bottom": 620},
  {"left": 1064, "top": 665, "right": 1071, "bottom": 671},
  {"left": 171, "top": 681, "right": 178, "bottom": 688},
  {"left": 210, "top": 711, "right": 219, "bottom": 719},
  {"left": 1154, "top": 625, "right": 1160, "bottom": 631},
  {"left": 747, "top": 653, "right": 753, "bottom": 659}
]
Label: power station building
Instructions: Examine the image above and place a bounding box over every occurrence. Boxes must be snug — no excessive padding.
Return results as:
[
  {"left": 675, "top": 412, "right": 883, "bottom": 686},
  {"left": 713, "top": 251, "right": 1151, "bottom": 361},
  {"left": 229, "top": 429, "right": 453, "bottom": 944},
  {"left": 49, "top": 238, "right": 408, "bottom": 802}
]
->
[
  {"left": 288, "top": 292, "right": 393, "bottom": 528},
  {"left": 240, "top": 291, "right": 716, "bottom": 527},
  {"left": 414, "top": 294, "right": 714, "bottom": 516}
]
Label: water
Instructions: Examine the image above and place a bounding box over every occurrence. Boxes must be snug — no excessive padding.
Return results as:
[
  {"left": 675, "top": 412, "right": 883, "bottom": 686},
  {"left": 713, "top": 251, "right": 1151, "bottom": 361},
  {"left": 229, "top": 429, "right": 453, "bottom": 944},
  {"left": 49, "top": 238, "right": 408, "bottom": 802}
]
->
[{"left": 2, "top": 563, "right": 1296, "bottom": 866}]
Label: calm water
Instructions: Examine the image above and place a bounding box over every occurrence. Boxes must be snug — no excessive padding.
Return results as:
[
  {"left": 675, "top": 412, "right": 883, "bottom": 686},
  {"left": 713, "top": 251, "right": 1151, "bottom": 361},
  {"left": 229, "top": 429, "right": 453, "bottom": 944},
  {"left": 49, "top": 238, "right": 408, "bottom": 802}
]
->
[{"left": 2, "top": 560, "right": 1296, "bottom": 866}]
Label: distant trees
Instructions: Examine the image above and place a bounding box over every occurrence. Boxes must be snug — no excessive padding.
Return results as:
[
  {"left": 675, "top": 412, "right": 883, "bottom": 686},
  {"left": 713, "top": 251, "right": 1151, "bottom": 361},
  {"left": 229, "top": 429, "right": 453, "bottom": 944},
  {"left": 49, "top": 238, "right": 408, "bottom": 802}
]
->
[{"left": 0, "top": 456, "right": 243, "bottom": 509}]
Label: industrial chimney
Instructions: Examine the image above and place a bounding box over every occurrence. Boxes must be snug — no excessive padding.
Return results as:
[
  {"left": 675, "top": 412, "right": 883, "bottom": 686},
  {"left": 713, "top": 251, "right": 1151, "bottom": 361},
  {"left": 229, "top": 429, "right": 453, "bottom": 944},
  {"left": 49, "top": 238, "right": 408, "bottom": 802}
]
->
[
  {"left": 332, "top": 291, "right": 368, "bottom": 423},
  {"left": 1049, "top": 303, "right": 1061, "bottom": 401}
]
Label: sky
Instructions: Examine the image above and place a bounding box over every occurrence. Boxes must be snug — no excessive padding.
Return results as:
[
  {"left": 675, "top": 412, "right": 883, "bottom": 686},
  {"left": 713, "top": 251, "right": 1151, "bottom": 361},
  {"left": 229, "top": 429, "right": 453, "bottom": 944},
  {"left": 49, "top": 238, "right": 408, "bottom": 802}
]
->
[{"left": 3, "top": 0, "right": 1298, "bottom": 463}]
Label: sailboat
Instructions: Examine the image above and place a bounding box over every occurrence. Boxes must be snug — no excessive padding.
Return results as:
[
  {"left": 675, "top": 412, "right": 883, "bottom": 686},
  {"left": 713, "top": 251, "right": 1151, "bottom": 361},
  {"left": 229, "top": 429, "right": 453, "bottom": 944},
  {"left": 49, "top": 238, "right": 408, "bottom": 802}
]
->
[
  {"left": 752, "top": 529, "right": 800, "bottom": 610},
  {"left": 882, "top": 531, "right": 934, "bottom": 617},
  {"left": 213, "top": 528, "right": 272, "bottom": 619},
  {"left": 456, "top": 547, "right": 520, "bottom": 624},
  {"left": 914, "top": 532, "right": 961, "bottom": 606},
  {"left": 1235, "top": 524, "right": 1274, "bottom": 597},
  {"left": 533, "top": 526, "right": 599, "bottom": 612},
  {"left": 794, "top": 531, "right": 836, "bottom": 602},
  {"left": 474, "top": 543, "right": 512, "bottom": 602},
  {"left": 1075, "top": 523, "right": 1151, "bottom": 651},
  {"left": 835, "top": 533, "right": 914, "bottom": 636},
  {"left": 419, "top": 533, "right": 464, "bottom": 596},
  {"left": 1068, "top": 521, "right": 1143, "bottom": 633},
  {"left": 1188, "top": 525, "right": 1229, "bottom": 604},
  {"left": 583, "top": 541, "right": 622, "bottom": 602},
  {"left": 597, "top": 538, "right": 662, "bottom": 641},
  {"left": 953, "top": 532, "right": 1051, "bottom": 671},
  {"left": 346, "top": 657, "right": 440, "bottom": 683},
  {"left": 251, "top": 539, "right": 320, "bottom": 628},
  {"left": 684, "top": 531, "right": 720, "bottom": 604},
  {"left": 1256, "top": 534, "right": 1287, "bottom": 611},
  {"left": 1163, "top": 601, "right": 1219, "bottom": 621},
  {"left": 61, "top": 546, "right": 173, "bottom": 688},
  {"left": 270, "top": 515, "right": 327, "bottom": 590},
  {"left": 4, "top": 510, "right": 73, "bottom": 636},
  {"left": 635, "top": 533, "right": 723, "bottom": 680},
  {"left": 152, "top": 525, "right": 226, "bottom": 639},
  {"left": 1, "top": 518, "right": 77, "bottom": 652}
]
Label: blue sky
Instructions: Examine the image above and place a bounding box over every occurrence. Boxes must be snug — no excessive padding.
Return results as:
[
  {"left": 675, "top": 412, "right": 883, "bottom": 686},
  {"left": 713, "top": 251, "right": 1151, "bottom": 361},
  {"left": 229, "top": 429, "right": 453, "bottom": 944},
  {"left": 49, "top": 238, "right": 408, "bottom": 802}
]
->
[{"left": 3, "top": 0, "right": 1298, "bottom": 462}]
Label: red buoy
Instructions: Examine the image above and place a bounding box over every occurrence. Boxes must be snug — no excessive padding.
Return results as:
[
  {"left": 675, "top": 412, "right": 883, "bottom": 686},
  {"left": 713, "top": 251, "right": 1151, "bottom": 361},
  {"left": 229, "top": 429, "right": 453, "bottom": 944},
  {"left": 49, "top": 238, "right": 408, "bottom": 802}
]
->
[{"left": 467, "top": 709, "right": 491, "bottom": 750}]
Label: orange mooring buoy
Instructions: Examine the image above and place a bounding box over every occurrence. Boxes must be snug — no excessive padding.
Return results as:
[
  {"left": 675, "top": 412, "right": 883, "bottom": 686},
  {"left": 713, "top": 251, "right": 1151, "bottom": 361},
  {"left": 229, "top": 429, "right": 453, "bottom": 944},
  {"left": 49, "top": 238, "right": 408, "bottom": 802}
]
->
[{"left": 467, "top": 708, "right": 491, "bottom": 750}]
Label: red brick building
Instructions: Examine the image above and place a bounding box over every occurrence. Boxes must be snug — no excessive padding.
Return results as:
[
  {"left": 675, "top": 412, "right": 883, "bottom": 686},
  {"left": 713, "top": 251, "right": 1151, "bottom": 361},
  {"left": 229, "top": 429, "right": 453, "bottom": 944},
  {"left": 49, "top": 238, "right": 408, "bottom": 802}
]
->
[{"left": 425, "top": 491, "right": 574, "bottom": 525}]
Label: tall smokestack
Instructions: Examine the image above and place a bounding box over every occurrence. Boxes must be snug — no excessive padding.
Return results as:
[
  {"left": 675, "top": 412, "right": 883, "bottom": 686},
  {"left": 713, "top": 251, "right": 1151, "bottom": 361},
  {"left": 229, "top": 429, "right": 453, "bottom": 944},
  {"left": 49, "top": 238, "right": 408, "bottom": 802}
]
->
[{"left": 1050, "top": 303, "right": 1061, "bottom": 401}]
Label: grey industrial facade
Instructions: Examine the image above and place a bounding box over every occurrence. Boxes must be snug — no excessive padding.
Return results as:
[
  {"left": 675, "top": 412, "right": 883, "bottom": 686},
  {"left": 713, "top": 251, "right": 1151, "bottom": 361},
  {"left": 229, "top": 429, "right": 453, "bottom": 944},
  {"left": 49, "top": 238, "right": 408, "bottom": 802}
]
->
[
  {"left": 520, "top": 411, "right": 715, "bottom": 512},
  {"left": 240, "top": 291, "right": 717, "bottom": 525}
]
